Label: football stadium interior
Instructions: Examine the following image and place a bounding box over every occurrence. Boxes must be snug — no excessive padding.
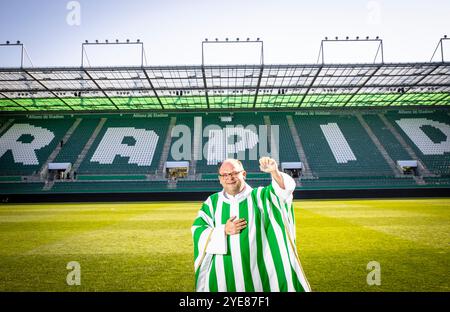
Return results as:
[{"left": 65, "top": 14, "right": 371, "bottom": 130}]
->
[
  {"left": 1, "top": 60, "right": 449, "bottom": 201},
  {"left": 0, "top": 38, "right": 449, "bottom": 293}
]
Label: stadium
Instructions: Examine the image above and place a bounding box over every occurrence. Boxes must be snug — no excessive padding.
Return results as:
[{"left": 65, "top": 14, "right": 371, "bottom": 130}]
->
[{"left": 0, "top": 1, "right": 449, "bottom": 295}]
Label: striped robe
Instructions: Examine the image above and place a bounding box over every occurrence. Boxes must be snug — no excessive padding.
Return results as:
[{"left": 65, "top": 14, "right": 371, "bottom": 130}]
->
[{"left": 192, "top": 172, "right": 311, "bottom": 292}]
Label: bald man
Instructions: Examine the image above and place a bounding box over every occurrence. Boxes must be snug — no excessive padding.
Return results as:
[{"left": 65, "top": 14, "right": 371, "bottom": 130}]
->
[{"left": 192, "top": 157, "right": 311, "bottom": 292}]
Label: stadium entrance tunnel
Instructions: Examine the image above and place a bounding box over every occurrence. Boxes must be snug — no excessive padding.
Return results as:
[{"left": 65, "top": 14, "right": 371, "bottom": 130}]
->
[
  {"left": 281, "top": 162, "right": 303, "bottom": 178},
  {"left": 165, "top": 161, "right": 189, "bottom": 180}
]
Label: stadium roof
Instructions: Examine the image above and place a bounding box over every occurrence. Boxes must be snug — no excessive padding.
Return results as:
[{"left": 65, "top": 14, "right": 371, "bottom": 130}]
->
[{"left": 0, "top": 62, "right": 449, "bottom": 112}]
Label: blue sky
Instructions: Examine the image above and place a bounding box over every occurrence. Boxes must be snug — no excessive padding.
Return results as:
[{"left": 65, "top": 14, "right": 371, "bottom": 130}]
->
[{"left": 0, "top": 0, "right": 449, "bottom": 67}]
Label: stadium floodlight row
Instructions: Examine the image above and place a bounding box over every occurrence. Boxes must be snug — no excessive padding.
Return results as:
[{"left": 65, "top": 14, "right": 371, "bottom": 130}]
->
[{"left": 0, "top": 62, "right": 449, "bottom": 112}]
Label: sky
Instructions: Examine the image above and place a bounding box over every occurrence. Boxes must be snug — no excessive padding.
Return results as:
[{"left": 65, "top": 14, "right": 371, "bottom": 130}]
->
[{"left": 0, "top": 0, "right": 449, "bottom": 67}]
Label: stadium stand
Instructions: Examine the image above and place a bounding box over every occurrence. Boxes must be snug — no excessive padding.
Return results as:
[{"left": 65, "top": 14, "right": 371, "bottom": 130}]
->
[
  {"left": 168, "top": 114, "right": 194, "bottom": 163},
  {"left": 266, "top": 113, "right": 301, "bottom": 163},
  {"left": 362, "top": 114, "right": 411, "bottom": 163},
  {"left": 0, "top": 118, "right": 73, "bottom": 176},
  {"left": 194, "top": 112, "right": 266, "bottom": 174},
  {"left": 0, "top": 109, "right": 449, "bottom": 195},
  {"left": 293, "top": 113, "right": 394, "bottom": 178},
  {"left": 0, "top": 53, "right": 448, "bottom": 200},
  {"left": 384, "top": 111, "right": 450, "bottom": 175},
  {"left": 77, "top": 115, "right": 169, "bottom": 175},
  {"left": 53, "top": 118, "right": 100, "bottom": 164}
]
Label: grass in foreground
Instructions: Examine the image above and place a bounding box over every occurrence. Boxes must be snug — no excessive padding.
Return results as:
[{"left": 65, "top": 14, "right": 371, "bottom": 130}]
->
[{"left": 0, "top": 198, "right": 448, "bottom": 291}]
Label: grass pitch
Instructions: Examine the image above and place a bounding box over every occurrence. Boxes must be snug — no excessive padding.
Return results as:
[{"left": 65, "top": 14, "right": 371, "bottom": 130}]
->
[{"left": 0, "top": 198, "right": 448, "bottom": 291}]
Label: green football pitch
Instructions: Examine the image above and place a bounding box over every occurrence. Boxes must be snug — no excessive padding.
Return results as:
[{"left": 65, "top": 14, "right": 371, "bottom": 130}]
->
[{"left": 0, "top": 198, "right": 448, "bottom": 292}]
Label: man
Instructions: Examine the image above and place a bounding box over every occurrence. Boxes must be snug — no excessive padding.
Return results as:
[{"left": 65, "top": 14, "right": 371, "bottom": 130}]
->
[{"left": 192, "top": 157, "right": 311, "bottom": 292}]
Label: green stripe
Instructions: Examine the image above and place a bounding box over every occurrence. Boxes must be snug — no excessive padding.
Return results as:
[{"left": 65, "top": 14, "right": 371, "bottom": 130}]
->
[
  {"left": 193, "top": 225, "right": 208, "bottom": 260},
  {"left": 260, "top": 187, "right": 270, "bottom": 229},
  {"left": 261, "top": 186, "right": 288, "bottom": 291},
  {"left": 290, "top": 265, "right": 302, "bottom": 292},
  {"left": 239, "top": 198, "right": 255, "bottom": 291},
  {"left": 201, "top": 202, "right": 212, "bottom": 219},
  {"left": 209, "top": 256, "right": 218, "bottom": 291},
  {"left": 210, "top": 193, "right": 219, "bottom": 226},
  {"left": 211, "top": 193, "right": 219, "bottom": 213},
  {"left": 252, "top": 189, "right": 270, "bottom": 291},
  {"left": 192, "top": 216, "right": 208, "bottom": 227},
  {"left": 221, "top": 201, "right": 236, "bottom": 291},
  {"left": 273, "top": 191, "right": 304, "bottom": 292}
]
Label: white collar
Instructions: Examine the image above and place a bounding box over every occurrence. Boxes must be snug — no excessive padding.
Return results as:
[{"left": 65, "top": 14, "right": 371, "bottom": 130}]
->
[{"left": 221, "top": 183, "right": 253, "bottom": 202}]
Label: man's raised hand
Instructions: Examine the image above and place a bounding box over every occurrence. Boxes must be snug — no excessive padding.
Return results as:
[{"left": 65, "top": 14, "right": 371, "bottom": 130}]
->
[{"left": 259, "top": 157, "right": 278, "bottom": 173}]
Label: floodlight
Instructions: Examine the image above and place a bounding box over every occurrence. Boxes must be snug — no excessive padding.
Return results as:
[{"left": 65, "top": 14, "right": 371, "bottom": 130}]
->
[
  {"left": 325, "top": 37, "right": 328, "bottom": 40},
  {"left": 226, "top": 38, "right": 228, "bottom": 41},
  {"left": 346, "top": 36, "right": 349, "bottom": 40},
  {"left": 6, "top": 41, "right": 10, "bottom": 44},
  {"left": 356, "top": 36, "right": 359, "bottom": 40},
  {"left": 247, "top": 38, "right": 250, "bottom": 41},
  {"left": 126, "top": 39, "right": 130, "bottom": 43},
  {"left": 366, "top": 36, "right": 369, "bottom": 40},
  {"left": 116, "top": 39, "right": 119, "bottom": 43},
  {"left": 105, "top": 39, "right": 108, "bottom": 43},
  {"left": 95, "top": 40, "right": 98, "bottom": 43},
  {"left": 85, "top": 40, "right": 88, "bottom": 43},
  {"left": 17, "top": 40, "right": 20, "bottom": 44}
]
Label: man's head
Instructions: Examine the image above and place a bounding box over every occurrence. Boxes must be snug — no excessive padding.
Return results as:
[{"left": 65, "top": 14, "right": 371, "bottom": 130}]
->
[{"left": 218, "top": 159, "right": 247, "bottom": 196}]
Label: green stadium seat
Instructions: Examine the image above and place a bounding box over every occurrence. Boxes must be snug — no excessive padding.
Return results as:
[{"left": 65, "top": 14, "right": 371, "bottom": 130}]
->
[
  {"left": 385, "top": 111, "right": 450, "bottom": 176},
  {"left": 0, "top": 118, "right": 74, "bottom": 176},
  {"left": 293, "top": 114, "right": 393, "bottom": 178},
  {"left": 78, "top": 116, "right": 170, "bottom": 174}
]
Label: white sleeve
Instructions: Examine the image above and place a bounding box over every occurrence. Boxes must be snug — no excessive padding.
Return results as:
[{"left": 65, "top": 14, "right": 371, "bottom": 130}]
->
[
  {"left": 206, "top": 224, "right": 227, "bottom": 255},
  {"left": 271, "top": 171, "right": 296, "bottom": 203}
]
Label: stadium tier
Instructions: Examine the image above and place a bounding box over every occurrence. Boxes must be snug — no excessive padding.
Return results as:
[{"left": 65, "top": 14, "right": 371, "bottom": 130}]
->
[
  {"left": 293, "top": 113, "right": 394, "bottom": 177},
  {"left": 167, "top": 114, "right": 194, "bottom": 162},
  {"left": 385, "top": 111, "right": 450, "bottom": 175},
  {"left": 361, "top": 114, "right": 412, "bottom": 162},
  {"left": 0, "top": 108, "right": 449, "bottom": 194},
  {"left": 53, "top": 118, "right": 100, "bottom": 164},
  {"left": 77, "top": 116, "right": 170, "bottom": 175},
  {"left": 0, "top": 117, "right": 73, "bottom": 176}
]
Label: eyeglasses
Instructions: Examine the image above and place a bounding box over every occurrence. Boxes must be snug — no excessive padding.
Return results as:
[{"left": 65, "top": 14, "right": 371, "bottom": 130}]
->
[{"left": 218, "top": 170, "right": 243, "bottom": 179}]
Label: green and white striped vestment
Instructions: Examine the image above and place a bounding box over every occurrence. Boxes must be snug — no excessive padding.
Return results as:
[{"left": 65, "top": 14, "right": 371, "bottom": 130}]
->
[{"left": 192, "top": 172, "right": 311, "bottom": 292}]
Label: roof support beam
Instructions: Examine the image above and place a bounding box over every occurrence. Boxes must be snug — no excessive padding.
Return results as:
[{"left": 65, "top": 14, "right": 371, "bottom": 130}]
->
[
  {"left": 342, "top": 65, "right": 383, "bottom": 107},
  {"left": 22, "top": 69, "right": 75, "bottom": 111},
  {"left": 253, "top": 65, "right": 264, "bottom": 108},
  {"left": 142, "top": 69, "right": 164, "bottom": 109},
  {"left": 0, "top": 63, "right": 448, "bottom": 111},
  {"left": 82, "top": 69, "right": 119, "bottom": 110},
  {"left": 386, "top": 65, "right": 442, "bottom": 106},
  {"left": 297, "top": 66, "right": 323, "bottom": 108},
  {"left": 201, "top": 66, "right": 210, "bottom": 109}
]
